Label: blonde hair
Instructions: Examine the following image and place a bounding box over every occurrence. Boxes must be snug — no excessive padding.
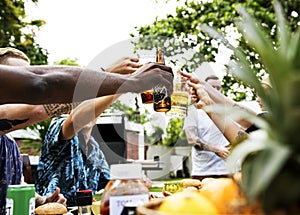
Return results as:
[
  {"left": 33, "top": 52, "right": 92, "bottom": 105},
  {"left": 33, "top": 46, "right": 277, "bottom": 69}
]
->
[{"left": 0, "top": 47, "right": 30, "bottom": 64}]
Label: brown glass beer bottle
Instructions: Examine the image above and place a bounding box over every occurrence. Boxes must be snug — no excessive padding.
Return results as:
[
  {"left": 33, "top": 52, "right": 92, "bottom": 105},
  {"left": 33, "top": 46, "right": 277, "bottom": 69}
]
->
[
  {"left": 140, "top": 55, "right": 155, "bottom": 104},
  {"left": 153, "top": 48, "right": 171, "bottom": 112}
]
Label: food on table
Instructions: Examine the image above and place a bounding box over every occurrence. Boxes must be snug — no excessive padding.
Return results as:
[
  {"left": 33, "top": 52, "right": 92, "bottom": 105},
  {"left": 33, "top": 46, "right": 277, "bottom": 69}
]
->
[
  {"left": 34, "top": 202, "right": 68, "bottom": 215},
  {"left": 158, "top": 190, "right": 218, "bottom": 214},
  {"left": 91, "top": 200, "right": 101, "bottom": 215},
  {"left": 181, "top": 178, "right": 202, "bottom": 190},
  {"left": 200, "top": 177, "right": 263, "bottom": 214},
  {"left": 162, "top": 178, "right": 202, "bottom": 197}
]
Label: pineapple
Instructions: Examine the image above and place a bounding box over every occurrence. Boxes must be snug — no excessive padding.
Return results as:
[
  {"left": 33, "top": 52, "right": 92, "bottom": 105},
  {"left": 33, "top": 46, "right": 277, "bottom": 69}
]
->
[{"left": 204, "top": 0, "right": 300, "bottom": 214}]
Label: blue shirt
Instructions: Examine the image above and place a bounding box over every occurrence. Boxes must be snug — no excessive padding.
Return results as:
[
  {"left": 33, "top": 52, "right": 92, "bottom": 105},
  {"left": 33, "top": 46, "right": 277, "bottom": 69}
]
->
[
  {"left": 36, "top": 117, "right": 110, "bottom": 206},
  {"left": 0, "top": 135, "right": 22, "bottom": 215}
]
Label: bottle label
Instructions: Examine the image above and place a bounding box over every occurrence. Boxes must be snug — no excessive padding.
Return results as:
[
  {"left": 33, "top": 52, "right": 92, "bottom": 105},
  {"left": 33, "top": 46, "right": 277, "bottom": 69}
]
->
[
  {"left": 153, "top": 86, "right": 168, "bottom": 103},
  {"left": 109, "top": 194, "right": 149, "bottom": 215},
  {"left": 6, "top": 198, "right": 13, "bottom": 215},
  {"left": 167, "top": 91, "right": 189, "bottom": 117},
  {"left": 6, "top": 197, "right": 35, "bottom": 215}
]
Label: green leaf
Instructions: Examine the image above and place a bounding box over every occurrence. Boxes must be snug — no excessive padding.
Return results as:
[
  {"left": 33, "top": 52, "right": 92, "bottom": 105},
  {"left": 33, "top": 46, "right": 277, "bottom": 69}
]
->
[
  {"left": 228, "top": 132, "right": 290, "bottom": 201},
  {"left": 289, "top": 29, "right": 300, "bottom": 70},
  {"left": 236, "top": 6, "right": 275, "bottom": 56},
  {"left": 227, "top": 130, "right": 268, "bottom": 170},
  {"left": 274, "top": 0, "right": 290, "bottom": 57}
]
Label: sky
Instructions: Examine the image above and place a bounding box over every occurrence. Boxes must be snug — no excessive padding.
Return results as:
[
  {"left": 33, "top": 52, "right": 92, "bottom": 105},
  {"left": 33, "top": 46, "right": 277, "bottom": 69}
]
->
[
  {"left": 25, "top": 0, "right": 260, "bottom": 128},
  {"left": 26, "top": 0, "right": 178, "bottom": 66}
]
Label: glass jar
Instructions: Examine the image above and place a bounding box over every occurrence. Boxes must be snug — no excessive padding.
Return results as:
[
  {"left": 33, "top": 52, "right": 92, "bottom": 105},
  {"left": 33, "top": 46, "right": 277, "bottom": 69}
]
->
[
  {"left": 167, "top": 72, "right": 189, "bottom": 118},
  {"left": 76, "top": 190, "right": 92, "bottom": 215},
  {"left": 100, "top": 164, "right": 149, "bottom": 215}
]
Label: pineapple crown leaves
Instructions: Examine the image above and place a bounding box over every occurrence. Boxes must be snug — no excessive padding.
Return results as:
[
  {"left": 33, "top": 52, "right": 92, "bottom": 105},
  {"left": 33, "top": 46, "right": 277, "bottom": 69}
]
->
[
  {"left": 201, "top": 0, "right": 300, "bottom": 208},
  {"left": 236, "top": 2, "right": 300, "bottom": 113},
  {"left": 203, "top": 104, "right": 269, "bottom": 133},
  {"left": 227, "top": 129, "right": 290, "bottom": 201},
  {"left": 201, "top": 0, "right": 300, "bottom": 144}
]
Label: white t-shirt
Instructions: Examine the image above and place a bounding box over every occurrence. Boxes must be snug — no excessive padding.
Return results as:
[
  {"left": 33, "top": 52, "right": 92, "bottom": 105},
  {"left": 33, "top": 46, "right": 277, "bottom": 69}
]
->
[{"left": 183, "top": 105, "right": 230, "bottom": 176}]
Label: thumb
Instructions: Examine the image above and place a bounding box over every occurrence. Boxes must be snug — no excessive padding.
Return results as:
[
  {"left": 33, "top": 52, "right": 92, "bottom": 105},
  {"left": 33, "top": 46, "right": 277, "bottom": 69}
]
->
[
  {"left": 48, "top": 188, "right": 60, "bottom": 200},
  {"left": 53, "top": 187, "right": 60, "bottom": 195}
]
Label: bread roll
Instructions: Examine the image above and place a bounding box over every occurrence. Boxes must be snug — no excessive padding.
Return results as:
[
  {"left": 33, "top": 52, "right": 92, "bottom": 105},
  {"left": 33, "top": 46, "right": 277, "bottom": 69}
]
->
[
  {"left": 34, "top": 202, "right": 67, "bottom": 215},
  {"left": 181, "top": 179, "right": 202, "bottom": 188}
]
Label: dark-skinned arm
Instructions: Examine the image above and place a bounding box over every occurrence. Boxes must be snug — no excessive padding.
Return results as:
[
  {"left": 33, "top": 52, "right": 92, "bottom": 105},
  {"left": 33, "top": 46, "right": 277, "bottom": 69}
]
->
[{"left": 0, "top": 63, "right": 173, "bottom": 104}]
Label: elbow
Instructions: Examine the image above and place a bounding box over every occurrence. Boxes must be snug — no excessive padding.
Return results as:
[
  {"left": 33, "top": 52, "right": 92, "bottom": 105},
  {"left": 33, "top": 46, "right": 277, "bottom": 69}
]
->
[{"left": 32, "top": 105, "right": 49, "bottom": 121}]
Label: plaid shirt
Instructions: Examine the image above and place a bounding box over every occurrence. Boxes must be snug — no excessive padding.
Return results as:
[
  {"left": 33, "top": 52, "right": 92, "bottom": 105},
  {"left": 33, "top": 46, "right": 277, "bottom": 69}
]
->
[
  {"left": 0, "top": 135, "right": 22, "bottom": 215},
  {"left": 36, "top": 117, "right": 110, "bottom": 206}
]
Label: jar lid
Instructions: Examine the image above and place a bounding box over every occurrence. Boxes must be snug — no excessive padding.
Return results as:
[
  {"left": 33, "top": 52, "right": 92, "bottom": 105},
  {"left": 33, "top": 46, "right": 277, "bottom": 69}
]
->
[
  {"left": 110, "top": 163, "right": 143, "bottom": 180},
  {"left": 76, "top": 190, "right": 93, "bottom": 206}
]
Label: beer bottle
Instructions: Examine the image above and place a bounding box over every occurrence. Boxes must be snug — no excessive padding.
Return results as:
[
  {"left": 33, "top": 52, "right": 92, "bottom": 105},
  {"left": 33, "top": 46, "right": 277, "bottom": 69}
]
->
[
  {"left": 153, "top": 48, "right": 171, "bottom": 112},
  {"left": 140, "top": 90, "right": 154, "bottom": 104},
  {"left": 140, "top": 55, "right": 155, "bottom": 104}
]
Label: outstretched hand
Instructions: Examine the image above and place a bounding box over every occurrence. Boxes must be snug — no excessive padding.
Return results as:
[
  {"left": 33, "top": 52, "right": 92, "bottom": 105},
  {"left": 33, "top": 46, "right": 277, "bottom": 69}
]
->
[
  {"left": 187, "top": 81, "right": 213, "bottom": 109},
  {"left": 44, "top": 187, "right": 67, "bottom": 206},
  {"left": 106, "top": 57, "right": 142, "bottom": 74},
  {"left": 127, "top": 62, "right": 174, "bottom": 94},
  {"left": 178, "top": 70, "right": 202, "bottom": 84},
  {"left": 178, "top": 70, "right": 213, "bottom": 109}
]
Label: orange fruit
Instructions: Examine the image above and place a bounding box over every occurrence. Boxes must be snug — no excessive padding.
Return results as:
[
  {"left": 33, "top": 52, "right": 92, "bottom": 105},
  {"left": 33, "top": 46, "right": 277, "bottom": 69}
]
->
[
  {"left": 158, "top": 190, "right": 218, "bottom": 215},
  {"left": 199, "top": 178, "right": 241, "bottom": 214}
]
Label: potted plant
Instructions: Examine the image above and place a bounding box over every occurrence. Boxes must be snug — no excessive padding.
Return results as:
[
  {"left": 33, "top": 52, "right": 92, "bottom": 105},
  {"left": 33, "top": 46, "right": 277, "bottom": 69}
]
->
[
  {"left": 145, "top": 118, "right": 189, "bottom": 179},
  {"left": 207, "top": 1, "right": 300, "bottom": 214}
]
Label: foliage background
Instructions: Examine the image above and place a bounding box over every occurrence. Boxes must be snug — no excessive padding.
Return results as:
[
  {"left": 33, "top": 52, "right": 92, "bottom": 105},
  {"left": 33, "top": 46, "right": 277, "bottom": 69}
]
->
[
  {"left": 132, "top": 0, "right": 299, "bottom": 101},
  {"left": 2, "top": 0, "right": 299, "bottom": 153},
  {"left": 0, "top": 0, "right": 48, "bottom": 65}
]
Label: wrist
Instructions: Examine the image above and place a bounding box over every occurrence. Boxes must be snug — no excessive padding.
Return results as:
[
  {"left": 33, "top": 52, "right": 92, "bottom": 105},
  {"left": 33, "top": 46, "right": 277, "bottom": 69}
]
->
[
  {"left": 111, "top": 74, "right": 138, "bottom": 94},
  {"left": 194, "top": 138, "right": 203, "bottom": 150}
]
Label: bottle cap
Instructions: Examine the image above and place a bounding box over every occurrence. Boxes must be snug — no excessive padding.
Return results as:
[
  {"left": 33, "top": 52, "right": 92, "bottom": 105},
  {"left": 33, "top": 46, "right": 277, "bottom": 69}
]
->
[{"left": 110, "top": 163, "right": 143, "bottom": 180}]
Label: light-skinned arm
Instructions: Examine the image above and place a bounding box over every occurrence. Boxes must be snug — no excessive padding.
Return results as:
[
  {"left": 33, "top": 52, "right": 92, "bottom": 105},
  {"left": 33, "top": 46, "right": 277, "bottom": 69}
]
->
[
  {"left": 187, "top": 81, "right": 247, "bottom": 143},
  {"left": 185, "top": 127, "right": 230, "bottom": 159},
  {"left": 179, "top": 70, "right": 256, "bottom": 130}
]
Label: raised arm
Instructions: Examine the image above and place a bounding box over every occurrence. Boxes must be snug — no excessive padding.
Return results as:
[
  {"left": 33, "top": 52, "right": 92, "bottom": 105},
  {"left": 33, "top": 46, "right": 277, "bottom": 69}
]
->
[
  {"left": 0, "top": 103, "right": 79, "bottom": 134},
  {"left": 187, "top": 81, "right": 247, "bottom": 144},
  {"left": 59, "top": 56, "right": 142, "bottom": 140},
  {"left": 0, "top": 56, "right": 144, "bottom": 134},
  {"left": 0, "top": 62, "right": 173, "bottom": 104},
  {"left": 179, "top": 70, "right": 256, "bottom": 129},
  {"left": 60, "top": 95, "right": 119, "bottom": 140}
]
